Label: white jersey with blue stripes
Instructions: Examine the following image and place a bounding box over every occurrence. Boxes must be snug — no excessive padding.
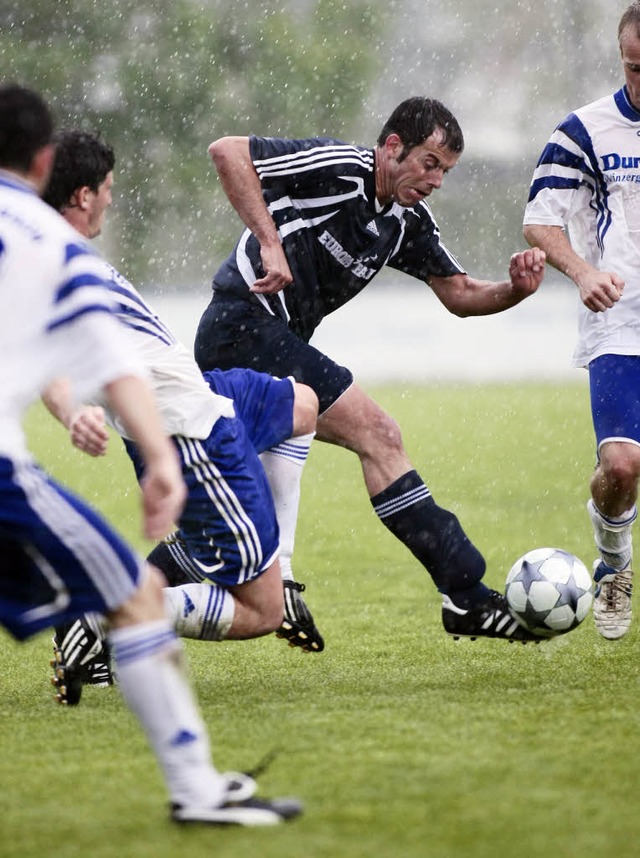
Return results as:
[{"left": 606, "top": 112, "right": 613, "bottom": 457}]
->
[
  {"left": 89, "top": 259, "right": 233, "bottom": 440},
  {"left": 524, "top": 86, "right": 640, "bottom": 367},
  {"left": 0, "top": 172, "right": 143, "bottom": 460}
]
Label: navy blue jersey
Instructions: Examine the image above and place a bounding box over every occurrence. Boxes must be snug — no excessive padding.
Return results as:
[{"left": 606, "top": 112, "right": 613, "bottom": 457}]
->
[{"left": 212, "top": 136, "right": 464, "bottom": 342}]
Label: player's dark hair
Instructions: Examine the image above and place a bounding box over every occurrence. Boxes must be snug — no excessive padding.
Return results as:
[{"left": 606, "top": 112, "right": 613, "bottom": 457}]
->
[
  {"left": 43, "top": 129, "right": 115, "bottom": 211},
  {"left": 619, "top": 2, "right": 640, "bottom": 40},
  {"left": 0, "top": 83, "right": 54, "bottom": 171},
  {"left": 377, "top": 97, "right": 464, "bottom": 160}
]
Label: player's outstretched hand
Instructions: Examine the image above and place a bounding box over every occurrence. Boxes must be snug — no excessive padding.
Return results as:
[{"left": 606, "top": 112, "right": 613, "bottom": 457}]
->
[
  {"left": 69, "top": 405, "right": 110, "bottom": 457},
  {"left": 508, "top": 247, "right": 546, "bottom": 296}
]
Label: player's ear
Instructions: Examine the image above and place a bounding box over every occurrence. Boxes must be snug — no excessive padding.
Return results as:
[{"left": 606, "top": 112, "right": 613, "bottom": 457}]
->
[
  {"left": 72, "top": 186, "right": 92, "bottom": 211},
  {"left": 384, "top": 133, "right": 404, "bottom": 160}
]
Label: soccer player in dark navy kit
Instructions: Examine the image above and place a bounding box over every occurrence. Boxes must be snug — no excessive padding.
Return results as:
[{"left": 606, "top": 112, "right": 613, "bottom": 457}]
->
[{"left": 195, "top": 97, "right": 547, "bottom": 641}]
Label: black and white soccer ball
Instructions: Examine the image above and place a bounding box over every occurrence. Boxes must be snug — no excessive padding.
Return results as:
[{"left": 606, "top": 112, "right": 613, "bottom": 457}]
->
[{"left": 505, "top": 547, "right": 594, "bottom": 637}]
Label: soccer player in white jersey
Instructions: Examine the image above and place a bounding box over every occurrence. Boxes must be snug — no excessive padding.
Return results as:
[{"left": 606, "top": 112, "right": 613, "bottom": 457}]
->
[
  {"left": 523, "top": 2, "right": 640, "bottom": 640},
  {"left": 40, "top": 129, "right": 322, "bottom": 700},
  {"left": 0, "top": 83, "right": 301, "bottom": 825},
  {"left": 194, "top": 97, "right": 547, "bottom": 641}
]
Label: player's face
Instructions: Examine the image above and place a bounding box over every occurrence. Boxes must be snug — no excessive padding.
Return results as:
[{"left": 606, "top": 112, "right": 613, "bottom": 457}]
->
[
  {"left": 620, "top": 25, "right": 640, "bottom": 110},
  {"left": 388, "top": 129, "right": 460, "bottom": 207},
  {"left": 86, "top": 171, "right": 113, "bottom": 238}
]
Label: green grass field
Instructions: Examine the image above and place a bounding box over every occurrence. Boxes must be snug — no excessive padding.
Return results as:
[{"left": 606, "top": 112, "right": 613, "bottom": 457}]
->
[{"left": 3, "top": 381, "right": 640, "bottom": 858}]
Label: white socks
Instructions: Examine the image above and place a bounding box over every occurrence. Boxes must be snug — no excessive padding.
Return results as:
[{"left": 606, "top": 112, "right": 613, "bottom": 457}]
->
[
  {"left": 163, "top": 583, "right": 235, "bottom": 641},
  {"left": 260, "top": 432, "right": 314, "bottom": 582},
  {"left": 588, "top": 498, "right": 636, "bottom": 570},
  {"left": 109, "top": 619, "right": 224, "bottom": 807}
]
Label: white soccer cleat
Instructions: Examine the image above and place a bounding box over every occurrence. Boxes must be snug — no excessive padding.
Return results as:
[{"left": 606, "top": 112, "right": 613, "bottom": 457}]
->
[
  {"left": 592, "top": 561, "right": 633, "bottom": 640},
  {"left": 170, "top": 768, "right": 302, "bottom": 826}
]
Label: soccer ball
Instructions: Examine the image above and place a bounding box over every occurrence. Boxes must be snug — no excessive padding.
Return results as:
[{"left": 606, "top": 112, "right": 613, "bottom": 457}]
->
[{"left": 505, "top": 547, "right": 594, "bottom": 637}]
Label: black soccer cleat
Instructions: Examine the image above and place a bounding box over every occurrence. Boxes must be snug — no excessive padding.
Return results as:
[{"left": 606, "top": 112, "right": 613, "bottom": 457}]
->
[
  {"left": 275, "top": 581, "right": 325, "bottom": 653},
  {"left": 50, "top": 616, "right": 112, "bottom": 705},
  {"left": 171, "top": 771, "right": 303, "bottom": 826},
  {"left": 441, "top": 590, "right": 543, "bottom": 643},
  {"left": 50, "top": 640, "right": 84, "bottom": 706},
  {"left": 82, "top": 656, "right": 115, "bottom": 687}
]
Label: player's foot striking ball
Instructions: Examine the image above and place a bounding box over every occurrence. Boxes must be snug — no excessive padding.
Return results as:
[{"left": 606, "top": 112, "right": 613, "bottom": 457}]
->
[{"left": 442, "top": 590, "right": 544, "bottom": 642}]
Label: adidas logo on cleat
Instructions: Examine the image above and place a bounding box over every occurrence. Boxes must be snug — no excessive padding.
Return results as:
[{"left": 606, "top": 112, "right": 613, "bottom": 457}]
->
[{"left": 441, "top": 592, "right": 543, "bottom": 643}]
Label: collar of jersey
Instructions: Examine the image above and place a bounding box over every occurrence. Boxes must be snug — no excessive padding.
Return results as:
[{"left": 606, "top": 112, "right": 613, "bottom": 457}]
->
[
  {"left": 615, "top": 86, "right": 640, "bottom": 122},
  {"left": 0, "top": 170, "right": 39, "bottom": 196}
]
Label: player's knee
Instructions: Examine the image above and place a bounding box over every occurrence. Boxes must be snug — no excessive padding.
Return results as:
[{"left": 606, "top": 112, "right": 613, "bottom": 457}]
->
[
  {"left": 601, "top": 444, "right": 640, "bottom": 490},
  {"left": 292, "top": 383, "right": 318, "bottom": 436}
]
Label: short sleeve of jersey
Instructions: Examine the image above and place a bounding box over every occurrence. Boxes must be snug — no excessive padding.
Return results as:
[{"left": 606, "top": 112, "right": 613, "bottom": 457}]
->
[
  {"left": 388, "top": 204, "right": 465, "bottom": 281},
  {"left": 46, "top": 240, "right": 145, "bottom": 401},
  {"left": 523, "top": 112, "right": 596, "bottom": 228},
  {"left": 249, "top": 135, "right": 370, "bottom": 193}
]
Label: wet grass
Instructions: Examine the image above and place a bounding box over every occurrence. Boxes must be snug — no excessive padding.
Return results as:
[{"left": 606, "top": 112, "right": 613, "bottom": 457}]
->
[{"left": 3, "top": 382, "right": 639, "bottom": 858}]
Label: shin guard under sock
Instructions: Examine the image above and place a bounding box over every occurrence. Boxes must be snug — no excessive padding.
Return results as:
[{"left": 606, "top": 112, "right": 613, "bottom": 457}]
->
[{"left": 371, "top": 470, "right": 489, "bottom": 603}]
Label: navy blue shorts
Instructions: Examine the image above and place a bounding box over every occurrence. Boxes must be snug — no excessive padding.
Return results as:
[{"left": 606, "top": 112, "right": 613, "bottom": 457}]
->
[
  {"left": 589, "top": 354, "right": 640, "bottom": 450},
  {"left": 195, "top": 293, "right": 353, "bottom": 415},
  {"left": 0, "top": 457, "right": 140, "bottom": 641}
]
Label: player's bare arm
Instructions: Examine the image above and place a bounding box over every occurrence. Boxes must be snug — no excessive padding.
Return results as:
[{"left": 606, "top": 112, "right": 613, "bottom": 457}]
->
[
  {"left": 42, "top": 377, "right": 110, "bottom": 456},
  {"left": 428, "top": 248, "right": 545, "bottom": 317},
  {"left": 523, "top": 223, "right": 624, "bottom": 312},
  {"left": 104, "top": 375, "right": 186, "bottom": 540},
  {"left": 68, "top": 405, "right": 109, "bottom": 457},
  {"left": 208, "top": 135, "right": 292, "bottom": 294}
]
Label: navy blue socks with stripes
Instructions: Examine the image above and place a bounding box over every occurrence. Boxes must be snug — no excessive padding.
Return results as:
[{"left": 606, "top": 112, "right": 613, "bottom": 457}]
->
[{"left": 371, "top": 470, "right": 490, "bottom": 608}]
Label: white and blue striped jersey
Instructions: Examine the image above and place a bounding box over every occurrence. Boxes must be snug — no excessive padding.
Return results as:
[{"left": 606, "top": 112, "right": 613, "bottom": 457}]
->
[
  {"left": 87, "top": 259, "right": 234, "bottom": 440},
  {"left": 0, "top": 172, "right": 142, "bottom": 460},
  {"left": 212, "top": 136, "right": 464, "bottom": 342},
  {"left": 524, "top": 86, "right": 640, "bottom": 367}
]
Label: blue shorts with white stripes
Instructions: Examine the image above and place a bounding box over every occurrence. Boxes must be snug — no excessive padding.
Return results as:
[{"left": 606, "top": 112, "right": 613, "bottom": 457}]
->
[
  {"left": 589, "top": 354, "right": 640, "bottom": 450},
  {"left": 172, "top": 416, "right": 279, "bottom": 587},
  {"left": 202, "top": 366, "right": 294, "bottom": 453},
  {"left": 0, "top": 457, "right": 140, "bottom": 641},
  {"left": 124, "top": 369, "right": 289, "bottom": 588}
]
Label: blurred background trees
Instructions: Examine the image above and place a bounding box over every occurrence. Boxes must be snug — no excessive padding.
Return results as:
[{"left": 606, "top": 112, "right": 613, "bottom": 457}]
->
[{"left": 0, "top": 0, "right": 624, "bottom": 288}]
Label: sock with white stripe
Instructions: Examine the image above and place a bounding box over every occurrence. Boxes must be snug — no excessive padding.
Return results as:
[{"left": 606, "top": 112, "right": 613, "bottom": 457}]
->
[
  {"left": 109, "top": 619, "right": 224, "bottom": 807},
  {"left": 163, "top": 583, "right": 235, "bottom": 641},
  {"left": 260, "top": 433, "right": 314, "bottom": 582},
  {"left": 588, "top": 498, "right": 636, "bottom": 570},
  {"left": 371, "top": 470, "right": 489, "bottom": 607}
]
